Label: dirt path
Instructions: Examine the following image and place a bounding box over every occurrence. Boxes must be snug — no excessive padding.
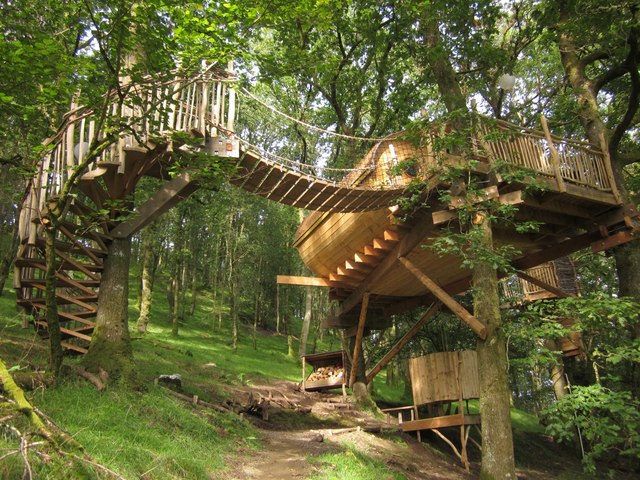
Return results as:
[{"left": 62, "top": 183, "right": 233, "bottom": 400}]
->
[
  {"left": 228, "top": 429, "right": 336, "bottom": 480},
  {"left": 222, "top": 380, "right": 474, "bottom": 480}
]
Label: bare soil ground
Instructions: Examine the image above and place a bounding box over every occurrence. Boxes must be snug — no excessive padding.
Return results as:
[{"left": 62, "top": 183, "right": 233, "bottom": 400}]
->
[
  {"left": 221, "top": 380, "right": 478, "bottom": 480},
  {"left": 220, "top": 379, "right": 640, "bottom": 480}
]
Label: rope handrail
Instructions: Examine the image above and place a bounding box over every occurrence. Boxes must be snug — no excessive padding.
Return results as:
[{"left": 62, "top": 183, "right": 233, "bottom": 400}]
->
[{"left": 237, "top": 87, "right": 390, "bottom": 143}]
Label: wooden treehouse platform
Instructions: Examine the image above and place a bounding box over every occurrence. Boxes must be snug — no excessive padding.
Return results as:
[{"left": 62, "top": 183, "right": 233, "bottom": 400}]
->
[
  {"left": 289, "top": 119, "right": 639, "bottom": 334},
  {"left": 13, "top": 63, "right": 638, "bottom": 355}
]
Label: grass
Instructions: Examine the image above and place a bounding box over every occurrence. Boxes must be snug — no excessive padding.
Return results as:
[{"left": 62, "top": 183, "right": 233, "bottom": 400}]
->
[
  {"left": 308, "top": 443, "right": 407, "bottom": 480},
  {"left": 0, "top": 279, "right": 572, "bottom": 479},
  {"left": 38, "top": 383, "right": 259, "bottom": 479}
]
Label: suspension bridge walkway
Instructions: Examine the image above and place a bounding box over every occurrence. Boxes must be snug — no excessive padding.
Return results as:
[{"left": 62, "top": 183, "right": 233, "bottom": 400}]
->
[{"left": 13, "top": 66, "right": 638, "bottom": 353}]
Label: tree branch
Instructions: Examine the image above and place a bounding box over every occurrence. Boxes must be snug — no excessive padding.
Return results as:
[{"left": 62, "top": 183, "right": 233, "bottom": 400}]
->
[{"left": 610, "top": 28, "right": 640, "bottom": 155}]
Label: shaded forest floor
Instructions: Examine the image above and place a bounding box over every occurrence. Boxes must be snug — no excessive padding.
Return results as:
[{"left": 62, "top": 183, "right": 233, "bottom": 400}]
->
[{"left": 1, "top": 292, "right": 638, "bottom": 479}]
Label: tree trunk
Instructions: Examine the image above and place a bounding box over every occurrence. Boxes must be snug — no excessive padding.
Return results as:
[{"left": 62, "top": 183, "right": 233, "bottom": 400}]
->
[
  {"left": 0, "top": 226, "right": 19, "bottom": 295},
  {"left": 287, "top": 331, "right": 295, "bottom": 359},
  {"left": 136, "top": 232, "right": 157, "bottom": 334},
  {"left": 189, "top": 265, "right": 197, "bottom": 316},
  {"left": 614, "top": 241, "right": 640, "bottom": 394},
  {"left": 44, "top": 225, "right": 63, "bottom": 379},
  {"left": 473, "top": 216, "right": 517, "bottom": 480},
  {"left": 83, "top": 236, "right": 134, "bottom": 383},
  {"left": 171, "top": 275, "right": 180, "bottom": 336},
  {"left": 349, "top": 335, "right": 376, "bottom": 409},
  {"left": 546, "top": 339, "right": 568, "bottom": 399}
]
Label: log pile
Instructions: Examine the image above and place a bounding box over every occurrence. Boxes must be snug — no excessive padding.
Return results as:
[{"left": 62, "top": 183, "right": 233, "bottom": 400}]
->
[{"left": 307, "top": 366, "right": 344, "bottom": 383}]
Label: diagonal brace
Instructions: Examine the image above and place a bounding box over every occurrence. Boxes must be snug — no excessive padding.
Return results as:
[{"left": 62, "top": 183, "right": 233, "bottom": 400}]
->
[{"left": 399, "top": 257, "right": 487, "bottom": 339}]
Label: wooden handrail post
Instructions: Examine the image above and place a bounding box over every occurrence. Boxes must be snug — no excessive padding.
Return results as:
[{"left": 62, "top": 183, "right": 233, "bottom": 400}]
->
[
  {"left": 540, "top": 115, "right": 566, "bottom": 193},
  {"left": 597, "top": 131, "right": 622, "bottom": 203}
]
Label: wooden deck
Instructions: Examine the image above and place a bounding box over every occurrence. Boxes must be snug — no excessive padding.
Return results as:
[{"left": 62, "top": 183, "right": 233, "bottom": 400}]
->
[{"left": 293, "top": 121, "right": 638, "bottom": 329}]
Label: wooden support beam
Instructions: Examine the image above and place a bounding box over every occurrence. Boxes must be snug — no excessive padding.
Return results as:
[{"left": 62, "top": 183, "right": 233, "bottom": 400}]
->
[
  {"left": 591, "top": 230, "right": 637, "bottom": 252},
  {"left": 110, "top": 172, "right": 198, "bottom": 238},
  {"left": 366, "top": 302, "right": 442, "bottom": 384},
  {"left": 349, "top": 292, "right": 370, "bottom": 388},
  {"left": 516, "top": 271, "right": 574, "bottom": 299},
  {"left": 398, "top": 257, "right": 487, "bottom": 340},
  {"left": 449, "top": 185, "right": 499, "bottom": 209},
  {"left": 276, "top": 275, "right": 331, "bottom": 287}
]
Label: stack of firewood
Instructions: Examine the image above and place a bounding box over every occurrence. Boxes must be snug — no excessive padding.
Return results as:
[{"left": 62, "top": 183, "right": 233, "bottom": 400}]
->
[{"left": 307, "top": 366, "right": 344, "bottom": 382}]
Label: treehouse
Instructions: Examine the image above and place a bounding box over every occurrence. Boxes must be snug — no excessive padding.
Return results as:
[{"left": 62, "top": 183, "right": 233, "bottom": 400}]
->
[
  {"left": 289, "top": 119, "right": 638, "bottom": 338},
  {"left": 12, "top": 64, "right": 638, "bottom": 356},
  {"left": 501, "top": 257, "right": 584, "bottom": 359}
]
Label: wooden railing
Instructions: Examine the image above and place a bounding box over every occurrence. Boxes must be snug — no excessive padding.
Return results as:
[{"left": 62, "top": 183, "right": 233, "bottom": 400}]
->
[
  {"left": 501, "top": 262, "right": 559, "bottom": 301},
  {"left": 475, "top": 118, "right": 618, "bottom": 198},
  {"left": 18, "top": 67, "right": 237, "bottom": 243}
]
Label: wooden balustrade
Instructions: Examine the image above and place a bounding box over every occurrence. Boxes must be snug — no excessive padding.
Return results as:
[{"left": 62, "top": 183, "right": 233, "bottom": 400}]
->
[
  {"left": 18, "top": 71, "right": 236, "bottom": 244},
  {"left": 476, "top": 119, "right": 613, "bottom": 193}
]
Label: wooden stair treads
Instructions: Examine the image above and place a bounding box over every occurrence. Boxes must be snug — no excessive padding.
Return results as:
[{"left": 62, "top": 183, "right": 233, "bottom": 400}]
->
[
  {"left": 60, "top": 342, "right": 89, "bottom": 354},
  {"left": 15, "top": 256, "right": 103, "bottom": 278},
  {"left": 326, "top": 226, "right": 407, "bottom": 294}
]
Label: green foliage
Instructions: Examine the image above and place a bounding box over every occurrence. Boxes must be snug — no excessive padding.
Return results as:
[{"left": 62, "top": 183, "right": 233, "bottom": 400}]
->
[{"left": 542, "top": 384, "right": 640, "bottom": 474}]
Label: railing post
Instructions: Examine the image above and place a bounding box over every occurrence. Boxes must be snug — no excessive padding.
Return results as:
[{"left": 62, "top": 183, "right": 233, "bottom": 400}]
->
[
  {"left": 227, "top": 60, "right": 236, "bottom": 133},
  {"left": 540, "top": 116, "right": 566, "bottom": 193},
  {"left": 597, "top": 132, "right": 622, "bottom": 203}
]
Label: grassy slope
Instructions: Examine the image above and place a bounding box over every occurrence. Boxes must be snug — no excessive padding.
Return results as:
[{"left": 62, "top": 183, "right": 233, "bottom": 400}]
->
[{"left": 0, "top": 287, "right": 594, "bottom": 479}]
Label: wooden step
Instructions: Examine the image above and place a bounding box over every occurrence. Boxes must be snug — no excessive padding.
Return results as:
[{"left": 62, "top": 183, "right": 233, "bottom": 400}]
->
[
  {"left": 33, "top": 218, "right": 113, "bottom": 243},
  {"left": 35, "top": 321, "right": 93, "bottom": 342},
  {"left": 33, "top": 237, "right": 107, "bottom": 258},
  {"left": 15, "top": 257, "right": 104, "bottom": 273},
  {"left": 32, "top": 306, "right": 96, "bottom": 326},
  {"left": 18, "top": 294, "right": 98, "bottom": 308},
  {"left": 19, "top": 277, "right": 100, "bottom": 291},
  {"left": 61, "top": 342, "right": 89, "bottom": 354}
]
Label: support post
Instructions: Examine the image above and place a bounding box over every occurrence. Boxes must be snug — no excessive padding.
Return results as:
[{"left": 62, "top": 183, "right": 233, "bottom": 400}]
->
[
  {"left": 349, "top": 292, "right": 370, "bottom": 388},
  {"left": 398, "top": 257, "right": 487, "bottom": 339},
  {"left": 366, "top": 302, "right": 442, "bottom": 383}
]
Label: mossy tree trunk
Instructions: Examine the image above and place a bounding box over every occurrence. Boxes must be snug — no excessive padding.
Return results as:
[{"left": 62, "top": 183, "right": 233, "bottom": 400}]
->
[
  {"left": 136, "top": 228, "right": 158, "bottom": 334},
  {"left": 473, "top": 215, "right": 517, "bottom": 480},
  {"left": 349, "top": 336, "right": 376, "bottom": 408},
  {"left": 82, "top": 236, "right": 134, "bottom": 383},
  {"left": 44, "top": 223, "right": 64, "bottom": 379},
  {"left": 421, "top": 11, "right": 517, "bottom": 477},
  {"left": 0, "top": 356, "right": 47, "bottom": 433},
  {"left": 0, "top": 226, "right": 19, "bottom": 295}
]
